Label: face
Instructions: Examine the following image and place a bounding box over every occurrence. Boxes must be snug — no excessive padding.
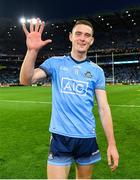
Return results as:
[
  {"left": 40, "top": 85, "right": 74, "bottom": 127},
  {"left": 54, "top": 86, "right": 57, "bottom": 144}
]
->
[{"left": 69, "top": 24, "right": 94, "bottom": 54}]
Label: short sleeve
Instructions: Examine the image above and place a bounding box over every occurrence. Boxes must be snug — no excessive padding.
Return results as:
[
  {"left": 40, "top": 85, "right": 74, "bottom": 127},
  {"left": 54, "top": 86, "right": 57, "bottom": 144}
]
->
[
  {"left": 95, "top": 68, "right": 106, "bottom": 90},
  {"left": 39, "top": 57, "right": 54, "bottom": 76}
]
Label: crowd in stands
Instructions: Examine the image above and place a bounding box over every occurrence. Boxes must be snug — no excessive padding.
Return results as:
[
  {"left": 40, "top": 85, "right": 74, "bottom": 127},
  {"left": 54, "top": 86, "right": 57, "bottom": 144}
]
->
[
  {"left": 0, "top": 63, "right": 139, "bottom": 86},
  {"left": 0, "top": 69, "right": 19, "bottom": 86},
  {"left": 103, "top": 64, "right": 140, "bottom": 84},
  {"left": 0, "top": 9, "right": 140, "bottom": 86}
]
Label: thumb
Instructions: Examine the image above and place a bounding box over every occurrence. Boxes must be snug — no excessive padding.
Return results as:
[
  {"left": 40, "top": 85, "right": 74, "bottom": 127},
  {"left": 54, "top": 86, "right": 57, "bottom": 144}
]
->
[
  {"left": 107, "top": 152, "right": 112, "bottom": 166},
  {"left": 43, "top": 39, "right": 52, "bottom": 46}
]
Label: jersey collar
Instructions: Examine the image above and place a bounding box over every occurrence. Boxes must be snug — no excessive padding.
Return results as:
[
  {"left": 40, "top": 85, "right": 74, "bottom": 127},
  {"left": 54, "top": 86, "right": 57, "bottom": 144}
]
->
[{"left": 69, "top": 54, "right": 89, "bottom": 64}]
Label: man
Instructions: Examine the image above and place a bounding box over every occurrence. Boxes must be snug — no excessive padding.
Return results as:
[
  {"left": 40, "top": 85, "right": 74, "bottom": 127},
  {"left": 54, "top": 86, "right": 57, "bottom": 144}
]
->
[{"left": 20, "top": 19, "right": 119, "bottom": 179}]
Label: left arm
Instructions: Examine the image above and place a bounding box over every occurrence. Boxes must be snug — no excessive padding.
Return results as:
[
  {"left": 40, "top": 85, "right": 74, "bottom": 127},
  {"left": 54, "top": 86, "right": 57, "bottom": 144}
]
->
[{"left": 95, "top": 89, "right": 119, "bottom": 171}]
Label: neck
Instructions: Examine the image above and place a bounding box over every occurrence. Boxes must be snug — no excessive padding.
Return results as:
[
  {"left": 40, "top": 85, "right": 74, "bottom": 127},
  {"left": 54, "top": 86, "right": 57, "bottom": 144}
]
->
[{"left": 70, "top": 50, "right": 87, "bottom": 61}]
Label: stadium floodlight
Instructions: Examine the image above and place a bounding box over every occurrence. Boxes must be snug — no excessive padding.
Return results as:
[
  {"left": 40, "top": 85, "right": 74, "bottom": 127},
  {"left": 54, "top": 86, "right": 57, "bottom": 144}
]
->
[
  {"left": 20, "top": 17, "right": 42, "bottom": 24},
  {"left": 32, "top": 18, "right": 42, "bottom": 24},
  {"left": 27, "top": 19, "right": 31, "bottom": 23},
  {"left": 20, "top": 17, "right": 26, "bottom": 24},
  {"left": 126, "top": 10, "right": 129, "bottom": 13},
  {"left": 32, "top": 18, "right": 37, "bottom": 24}
]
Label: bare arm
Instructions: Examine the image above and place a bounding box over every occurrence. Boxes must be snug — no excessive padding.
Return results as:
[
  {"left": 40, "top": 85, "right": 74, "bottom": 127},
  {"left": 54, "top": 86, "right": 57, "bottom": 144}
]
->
[
  {"left": 95, "top": 89, "right": 119, "bottom": 171},
  {"left": 20, "top": 50, "right": 46, "bottom": 85},
  {"left": 19, "top": 18, "right": 52, "bottom": 85}
]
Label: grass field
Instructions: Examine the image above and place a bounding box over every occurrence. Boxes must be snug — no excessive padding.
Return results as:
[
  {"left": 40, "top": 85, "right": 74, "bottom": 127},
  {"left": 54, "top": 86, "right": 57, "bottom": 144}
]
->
[{"left": 0, "top": 85, "right": 140, "bottom": 179}]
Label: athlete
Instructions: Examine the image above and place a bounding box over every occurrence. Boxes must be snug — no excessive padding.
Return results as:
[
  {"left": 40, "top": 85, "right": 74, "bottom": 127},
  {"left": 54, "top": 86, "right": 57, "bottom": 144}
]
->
[{"left": 20, "top": 18, "right": 119, "bottom": 179}]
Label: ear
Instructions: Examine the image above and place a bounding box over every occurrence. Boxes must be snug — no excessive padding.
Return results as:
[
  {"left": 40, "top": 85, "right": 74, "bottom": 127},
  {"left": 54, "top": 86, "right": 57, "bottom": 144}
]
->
[
  {"left": 90, "top": 37, "right": 94, "bottom": 46},
  {"left": 69, "top": 32, "right": 72, "bottom": 42}
]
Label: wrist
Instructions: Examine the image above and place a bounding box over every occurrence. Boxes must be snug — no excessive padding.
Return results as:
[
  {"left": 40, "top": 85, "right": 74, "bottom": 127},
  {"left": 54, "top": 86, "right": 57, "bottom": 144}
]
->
[
  {"left": 108, "top": 142, "right": 116, "bottom": 146},
  {"left": 27, "top": 49, "right": 39, "bottom": 54}
]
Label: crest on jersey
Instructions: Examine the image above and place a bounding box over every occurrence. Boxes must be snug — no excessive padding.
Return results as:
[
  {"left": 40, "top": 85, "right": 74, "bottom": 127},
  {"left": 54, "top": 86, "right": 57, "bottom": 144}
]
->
[{"left": 85, "top": 71, "right": 92, "bottom": 78}]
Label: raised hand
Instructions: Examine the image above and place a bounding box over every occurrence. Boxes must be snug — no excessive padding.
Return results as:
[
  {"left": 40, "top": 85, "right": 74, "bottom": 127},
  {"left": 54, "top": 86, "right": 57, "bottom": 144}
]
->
[{"left": 22, "top": 18, "right": 52, "bottom": 52}]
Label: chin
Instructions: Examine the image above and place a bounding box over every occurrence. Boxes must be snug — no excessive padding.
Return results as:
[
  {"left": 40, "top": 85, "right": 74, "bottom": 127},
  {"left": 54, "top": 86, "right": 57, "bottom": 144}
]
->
[{"left": 78, "top": 49, "right": 87, "bottom": 54}]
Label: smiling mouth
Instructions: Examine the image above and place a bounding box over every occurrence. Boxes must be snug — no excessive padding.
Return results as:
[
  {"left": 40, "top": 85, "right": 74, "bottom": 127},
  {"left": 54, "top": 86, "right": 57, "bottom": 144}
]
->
[{"left": 78, "top": 43, "right": 86, "bottom": 47}]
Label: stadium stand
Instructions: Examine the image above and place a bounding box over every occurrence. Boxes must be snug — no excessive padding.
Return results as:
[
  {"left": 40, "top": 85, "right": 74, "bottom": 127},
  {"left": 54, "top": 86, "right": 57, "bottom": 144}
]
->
[{"left": 0, "top": 8, "right": 140, "bottom": 86}]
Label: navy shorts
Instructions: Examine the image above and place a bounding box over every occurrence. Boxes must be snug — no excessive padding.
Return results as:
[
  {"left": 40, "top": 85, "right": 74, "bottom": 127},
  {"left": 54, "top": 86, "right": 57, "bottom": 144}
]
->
[{"left": 47, "top": 133, "right": 101, "bottom": 166}]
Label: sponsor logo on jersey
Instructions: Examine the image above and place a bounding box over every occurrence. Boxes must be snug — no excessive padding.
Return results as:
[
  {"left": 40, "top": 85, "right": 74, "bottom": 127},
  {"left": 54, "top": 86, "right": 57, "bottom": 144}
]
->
[{"left": 61, "top": 77, "right": 88, "bottom": 96}]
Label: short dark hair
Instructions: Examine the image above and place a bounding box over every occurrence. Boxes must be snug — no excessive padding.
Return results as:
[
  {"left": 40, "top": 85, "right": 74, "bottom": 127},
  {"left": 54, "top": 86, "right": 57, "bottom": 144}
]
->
[{"left": 72, "top": 20, "right": 94, "bottom": 35}]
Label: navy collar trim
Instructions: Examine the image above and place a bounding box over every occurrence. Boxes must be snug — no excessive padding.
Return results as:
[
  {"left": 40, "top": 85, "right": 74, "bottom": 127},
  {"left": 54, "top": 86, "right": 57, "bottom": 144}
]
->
[{"left": 69, "top": 54, "right": 89, "bottom": 64}]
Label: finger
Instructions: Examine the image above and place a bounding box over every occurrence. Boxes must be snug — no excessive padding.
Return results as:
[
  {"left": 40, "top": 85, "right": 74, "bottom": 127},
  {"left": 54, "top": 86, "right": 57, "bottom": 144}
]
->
[
  {"left": 39, "top": 21, "right": 45, "bottom": 34},
  {"left": 22, "top": 23, "right": 29, "bottom": 36},
  {"left": 30, "top": 20, "right": 34, "bottom": 32},
  {"left": 110, "top": 158, "right": 119, "bottom": 171},
  {"left": 107, "top": 153, "right": 112, "bottom": 166},
  {"left": 111, "top": 164, "right": 118, "bottom": 172},
  {"left": 43, "top": 39, "right": 52, "bottom": 46},
  {"left": 35, "top": 18, "right": 40, "bottom": 32}
]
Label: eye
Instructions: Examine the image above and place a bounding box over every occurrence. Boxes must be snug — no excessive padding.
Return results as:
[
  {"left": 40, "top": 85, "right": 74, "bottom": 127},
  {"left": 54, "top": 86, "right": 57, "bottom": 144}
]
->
[
  {"left": 85, "top": 33, "right": 91, "bottom": 38},
  {"left": 75, "top": 32, "right": 82, "bottom": 36}
]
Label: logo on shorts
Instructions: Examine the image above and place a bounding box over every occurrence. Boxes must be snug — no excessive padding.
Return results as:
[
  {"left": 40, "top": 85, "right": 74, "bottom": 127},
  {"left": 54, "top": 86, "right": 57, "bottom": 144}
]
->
[
  {"left": 92, "top": 149, "right": 99, "bottom": 156},
  {"left": 61, "top": 77, "right": 88, "bottom": 96},
  {"left": 48, "top": 152, "right": 54, "bottom": 160}
]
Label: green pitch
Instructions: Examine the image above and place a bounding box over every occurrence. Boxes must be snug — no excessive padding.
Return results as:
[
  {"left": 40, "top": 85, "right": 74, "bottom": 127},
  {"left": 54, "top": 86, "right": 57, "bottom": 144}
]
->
[{"left": 0, "top": 85, "right": 140, "bottom": 178}]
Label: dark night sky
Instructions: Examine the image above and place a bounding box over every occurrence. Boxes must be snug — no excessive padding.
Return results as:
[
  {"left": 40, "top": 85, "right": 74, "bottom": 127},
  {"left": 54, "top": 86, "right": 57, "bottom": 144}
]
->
[{"left": 0, "top": 0, "right": 140, "bottom": 21}]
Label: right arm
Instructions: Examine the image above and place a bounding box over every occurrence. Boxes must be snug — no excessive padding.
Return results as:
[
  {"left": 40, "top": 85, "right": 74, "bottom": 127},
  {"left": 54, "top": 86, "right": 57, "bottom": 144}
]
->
[
  {"left": 20, "top": 50, "right": 46, "bottom": 85},
  {"left": 19, "top": 18, "right": 52, "bottom": 85}
]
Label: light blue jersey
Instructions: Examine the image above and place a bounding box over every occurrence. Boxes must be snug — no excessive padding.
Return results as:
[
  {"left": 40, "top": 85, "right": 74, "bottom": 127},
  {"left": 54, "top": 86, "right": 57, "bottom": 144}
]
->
[{"left": 39, "top": 55, "right": 105, "bottom": 138}]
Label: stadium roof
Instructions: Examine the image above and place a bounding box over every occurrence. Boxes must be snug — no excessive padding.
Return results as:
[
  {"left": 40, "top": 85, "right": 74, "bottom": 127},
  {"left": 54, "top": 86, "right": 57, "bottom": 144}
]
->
[{"left": 0, "top": 0, "right": 140, "bottom": 20}]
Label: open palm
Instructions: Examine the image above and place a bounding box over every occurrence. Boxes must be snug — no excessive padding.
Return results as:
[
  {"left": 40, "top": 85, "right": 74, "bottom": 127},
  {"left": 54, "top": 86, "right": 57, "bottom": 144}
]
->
[{"left": 22, "top": 18, "right": 52, "bottom": 51}]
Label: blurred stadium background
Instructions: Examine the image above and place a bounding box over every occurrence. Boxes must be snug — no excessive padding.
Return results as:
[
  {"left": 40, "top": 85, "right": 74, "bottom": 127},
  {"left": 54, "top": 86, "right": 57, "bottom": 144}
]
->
[
  {"left": 0, "top": 6, "right": 140, "bottom": 179},
  {"left": 0, "top": 7, "right": 140, "bottom": 86}
]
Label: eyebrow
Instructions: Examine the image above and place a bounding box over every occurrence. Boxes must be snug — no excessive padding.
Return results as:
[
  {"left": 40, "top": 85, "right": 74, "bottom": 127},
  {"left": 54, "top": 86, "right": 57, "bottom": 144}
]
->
[{"left": 75, "top": 31, "right": 92, "bottom": 36}]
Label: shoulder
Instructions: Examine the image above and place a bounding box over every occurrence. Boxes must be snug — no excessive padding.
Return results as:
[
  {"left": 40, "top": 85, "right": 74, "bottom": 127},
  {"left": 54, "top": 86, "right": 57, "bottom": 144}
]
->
[
  {"left": 43, "top": 55, "right": 67, "bottom": 64},
  {"left": 48, "top": 55, "right": 67, "bottom": 61},
  {"left": 88, "top": 60, "right": 104, "bottom": 73}
]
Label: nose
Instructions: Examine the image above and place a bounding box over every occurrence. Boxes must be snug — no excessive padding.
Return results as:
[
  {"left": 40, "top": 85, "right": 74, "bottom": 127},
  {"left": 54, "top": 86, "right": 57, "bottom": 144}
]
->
[{"left": 79, "top": 34, "right": 85, "bottom": 41}]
